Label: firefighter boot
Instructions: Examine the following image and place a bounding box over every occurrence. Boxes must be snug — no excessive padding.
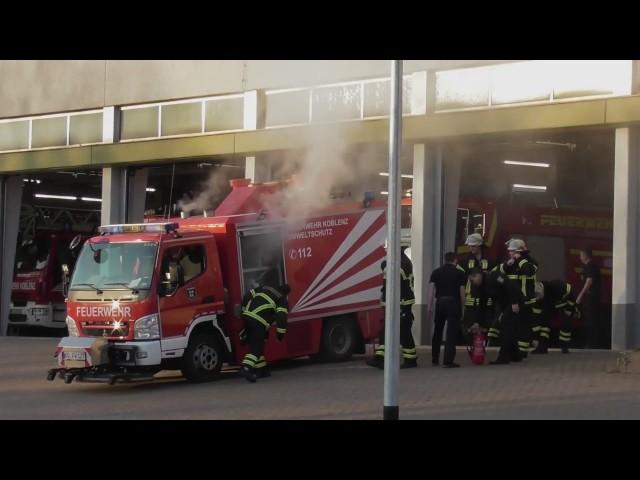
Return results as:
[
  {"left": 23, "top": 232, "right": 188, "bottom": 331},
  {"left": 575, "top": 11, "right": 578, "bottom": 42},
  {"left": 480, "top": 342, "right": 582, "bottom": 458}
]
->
[
  {"left": 400, "top": 358, "right": 418, "bottom": 369},
  {"left": 240, "top": 365, "right": 257, "bottom": 383},
  {"left": 366, "top": 355, "right": 384, "bottom": 369},
  {"left": 532, "top": 339, "right": 549, "bottom": 354},
  {"left": 257, "top": 366, "right": 271, "bottom": 378}
]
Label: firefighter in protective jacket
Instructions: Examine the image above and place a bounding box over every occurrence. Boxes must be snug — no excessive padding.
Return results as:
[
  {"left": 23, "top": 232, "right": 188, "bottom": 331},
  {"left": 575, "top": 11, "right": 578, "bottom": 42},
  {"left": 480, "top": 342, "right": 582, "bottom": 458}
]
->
[
  {"left": 366, "top": 247, "right": 417, "bottom": 369},
  {"left": 239, "top": 283, "right": 290, "bottom": 383}
]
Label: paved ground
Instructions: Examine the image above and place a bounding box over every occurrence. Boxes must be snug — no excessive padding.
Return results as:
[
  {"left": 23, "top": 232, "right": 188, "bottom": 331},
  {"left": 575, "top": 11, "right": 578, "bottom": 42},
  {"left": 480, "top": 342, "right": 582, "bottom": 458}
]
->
[{"left": 1, "top": 337, "right": 639, "bottom": 419}]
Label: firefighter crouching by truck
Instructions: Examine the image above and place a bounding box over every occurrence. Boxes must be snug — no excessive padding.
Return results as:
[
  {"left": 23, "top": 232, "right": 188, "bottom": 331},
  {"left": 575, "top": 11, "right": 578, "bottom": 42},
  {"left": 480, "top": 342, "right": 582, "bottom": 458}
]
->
[
  {"left": 366, "top": 246, "right": 417, "bottom": 369},
  {"left": 239, "top": 284, "right": 290, "bottom": 383},
  {"left": 460, "top": 233, "right": 495, "bottom": 344},
  {"left": 531, "top": 280, "right": 579, "bottom": 354}
]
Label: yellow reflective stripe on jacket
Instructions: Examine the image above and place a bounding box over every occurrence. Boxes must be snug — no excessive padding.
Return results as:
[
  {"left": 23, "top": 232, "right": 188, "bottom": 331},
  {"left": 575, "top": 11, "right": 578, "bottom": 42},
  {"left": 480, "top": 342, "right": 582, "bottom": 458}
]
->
[
  {"left": 456, "top": 265, "right": 466, "bottom": 273},
  {"left": 400, "top": 299, "right": 415, "bottom": 306},
  {"left": 276, "top": 327, "right": 287, "bottom": 334},
  {"left": 276, "top": 307, "right": 288, "bottom": 314},
  {"left": 243, "top": 310, "right": 269, "bottom": 328},
  {"left": 481, "top": 259, "right": 488, "bottom": 270},
  {"left": 254, "top": 292, "right": 276, "bottom": 308}
]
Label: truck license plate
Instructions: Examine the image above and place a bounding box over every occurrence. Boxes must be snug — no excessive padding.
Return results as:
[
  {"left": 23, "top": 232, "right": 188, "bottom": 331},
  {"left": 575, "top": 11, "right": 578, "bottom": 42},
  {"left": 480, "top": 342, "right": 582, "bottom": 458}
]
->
[{"left": 63, "top": 351, "right": 87, "bottom": 362}]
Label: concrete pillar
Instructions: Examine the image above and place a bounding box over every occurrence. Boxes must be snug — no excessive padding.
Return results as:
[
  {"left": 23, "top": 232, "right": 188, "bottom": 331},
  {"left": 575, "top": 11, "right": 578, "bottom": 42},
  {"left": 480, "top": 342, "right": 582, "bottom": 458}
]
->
[
  {"left": 443, "top": 149, "right": 461, "bottom": 253},
  {"left": 612, "top": 126, "right": 640, "bottom": 350},
  {"left": 409, "top": 72, "right": 428, "bottom": 115},
  {"left": 102, "top": 106, "right": 121, "bottom": 143},
  {"left": 0, "top": 177, "right": 23, "bottom": 336},
  {"left": 126, "top": 168, "right": 149, "bottom": 223},
  {"left": 243, "top": 90, "right": 271, "bottom": 183},
  {"left": 245, "top": 156, "right": 272, "bottom": 183},
  {"left": 101, "top": 167, "right": 127, "bottom": 225},
  {"left": 411, "top": 143, "right": 444, "bottom": 344}
]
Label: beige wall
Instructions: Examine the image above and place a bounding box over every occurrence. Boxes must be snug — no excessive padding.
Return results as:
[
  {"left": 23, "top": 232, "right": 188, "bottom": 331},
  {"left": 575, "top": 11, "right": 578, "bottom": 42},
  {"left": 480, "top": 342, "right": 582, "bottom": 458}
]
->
[{"left": 0, "top": 60, "right": 515, "bottom": 119}]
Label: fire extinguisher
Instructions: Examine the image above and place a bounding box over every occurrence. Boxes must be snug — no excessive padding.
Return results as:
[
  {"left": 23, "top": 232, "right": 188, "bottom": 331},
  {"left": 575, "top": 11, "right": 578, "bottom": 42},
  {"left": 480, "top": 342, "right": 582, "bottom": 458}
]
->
[{"left": 468, "top": 331, "right": 487, "bottom": 365}]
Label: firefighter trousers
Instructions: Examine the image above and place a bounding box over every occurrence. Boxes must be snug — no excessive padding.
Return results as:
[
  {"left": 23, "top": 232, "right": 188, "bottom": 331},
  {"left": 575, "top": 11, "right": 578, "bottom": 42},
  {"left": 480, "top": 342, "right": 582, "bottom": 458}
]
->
[
  {"left": 516, "top": 304, "right": 534, "bottom": 355},
  {"left": 432, "top": 298, "right": 461, "bottom": 365},
  {"left": 495, "top": 309, "right": 520, "bottom": 362},
  {"left": 241, "top": 317, "right": 268, "bottom": 373},
  {"left": 487, "top": 307, "right": 502, "bottom": 345},
  {"left": 375, "top": 307, "right": 417, "bottom": 360},
  {"left": 532, "top": 309, "right": 573, "bottom": 348},
  {"left": 581, "top": 297, "right": 600, "bottom": 349}
]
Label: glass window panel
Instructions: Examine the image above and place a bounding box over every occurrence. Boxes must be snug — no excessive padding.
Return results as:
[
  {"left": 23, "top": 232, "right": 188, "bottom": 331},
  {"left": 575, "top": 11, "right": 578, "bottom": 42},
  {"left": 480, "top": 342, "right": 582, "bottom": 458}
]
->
[
  {"left": 204, "top": 97, "right": 243, "bottom": 132},
  {"left": 69, "top": 112, "right": 103, "bottom": 145},
  {"left": 161, "top": 102, "right": 202, "bottom": 136},
  {"left": 265, "top": 90, "right": 310, "bottom": 126},
  {"left": 0, "top": 120, "right": 29, "bottom": 151},
  {"left": 31, "top": 116, "right": 67, "bottom": 148},
  {"left": 121, "top": 107, "right": 159, "bottom": 140}
]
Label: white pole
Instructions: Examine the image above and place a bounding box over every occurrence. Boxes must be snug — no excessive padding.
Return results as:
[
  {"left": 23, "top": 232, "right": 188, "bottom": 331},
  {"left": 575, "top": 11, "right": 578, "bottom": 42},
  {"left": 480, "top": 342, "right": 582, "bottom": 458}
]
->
[{"left": 383, "top": 60, "right": 403, "bottom": 420}]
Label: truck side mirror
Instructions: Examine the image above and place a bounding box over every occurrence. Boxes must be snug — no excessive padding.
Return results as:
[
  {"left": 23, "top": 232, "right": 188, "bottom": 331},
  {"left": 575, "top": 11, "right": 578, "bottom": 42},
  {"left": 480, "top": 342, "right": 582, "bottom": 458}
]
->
[{"left": 61, "top": 264, "right": 70, "bottom": 297}]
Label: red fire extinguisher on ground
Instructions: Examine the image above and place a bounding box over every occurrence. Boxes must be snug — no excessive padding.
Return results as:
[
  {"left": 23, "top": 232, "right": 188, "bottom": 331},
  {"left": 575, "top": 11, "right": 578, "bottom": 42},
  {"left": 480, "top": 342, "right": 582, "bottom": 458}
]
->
[{"left": 468, "top": 331, "right": 487, "bottom": 365}]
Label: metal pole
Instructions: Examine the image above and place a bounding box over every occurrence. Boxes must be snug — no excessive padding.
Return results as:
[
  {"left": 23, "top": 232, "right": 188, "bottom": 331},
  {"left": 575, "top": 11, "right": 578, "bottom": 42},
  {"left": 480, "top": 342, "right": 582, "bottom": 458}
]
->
[{"left": 383, "top": 60, "right": 403, "bottom": 421}]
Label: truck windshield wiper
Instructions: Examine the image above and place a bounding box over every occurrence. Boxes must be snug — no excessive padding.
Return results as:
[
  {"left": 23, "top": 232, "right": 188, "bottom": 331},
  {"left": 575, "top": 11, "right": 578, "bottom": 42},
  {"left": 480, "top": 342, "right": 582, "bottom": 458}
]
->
[
  {"left": 74, "top": 283, "right": 103, "bottom": 294},
  {"left": 103, "top": 282, "right": 140, "bottom": 293}
]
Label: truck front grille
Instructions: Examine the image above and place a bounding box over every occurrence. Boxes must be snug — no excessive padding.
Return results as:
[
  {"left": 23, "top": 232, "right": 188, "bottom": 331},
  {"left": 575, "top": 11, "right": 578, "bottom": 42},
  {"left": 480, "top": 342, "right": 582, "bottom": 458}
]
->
[{"left": 81, "top": 321, "right": 130, "bottom": 338}]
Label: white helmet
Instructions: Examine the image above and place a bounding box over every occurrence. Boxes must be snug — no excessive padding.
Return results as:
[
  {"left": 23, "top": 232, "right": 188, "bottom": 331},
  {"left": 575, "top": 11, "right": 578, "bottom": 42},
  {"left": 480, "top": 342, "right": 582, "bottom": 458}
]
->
[
  {"left": 404, "top": 247, "right": 412, "bottom": 261},
  {"left": 465, "top": 233, "right": 484, "bottom": 247},
  {"left": 506, "top": 238, "right": 527, "bottom": 252}
]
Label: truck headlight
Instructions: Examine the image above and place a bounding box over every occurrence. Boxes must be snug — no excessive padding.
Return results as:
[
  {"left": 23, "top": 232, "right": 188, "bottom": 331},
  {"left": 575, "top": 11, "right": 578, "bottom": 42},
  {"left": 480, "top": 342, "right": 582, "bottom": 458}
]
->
[
  {"left": 66, "top": 316, "right": 79, "bottom": 337},
  {"left": 134, "top": 314, "right": 160, "bottom": 340}
]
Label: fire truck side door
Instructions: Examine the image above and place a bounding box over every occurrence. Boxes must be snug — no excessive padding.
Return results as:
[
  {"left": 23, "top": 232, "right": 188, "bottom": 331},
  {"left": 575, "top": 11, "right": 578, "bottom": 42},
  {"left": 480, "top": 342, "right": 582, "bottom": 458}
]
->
[{"left": 158, "top": 242, "right": 211, "bottom": 339}]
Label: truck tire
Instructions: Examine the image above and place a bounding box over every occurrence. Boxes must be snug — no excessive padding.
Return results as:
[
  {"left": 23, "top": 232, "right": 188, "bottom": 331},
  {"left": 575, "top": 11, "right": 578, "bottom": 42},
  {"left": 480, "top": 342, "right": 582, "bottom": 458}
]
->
[
  {"left": 320, "top": 317, "right": 357, "bottom": 362},
  {"left": 181, "top": 332, "right": 224, "bottom": 383}
]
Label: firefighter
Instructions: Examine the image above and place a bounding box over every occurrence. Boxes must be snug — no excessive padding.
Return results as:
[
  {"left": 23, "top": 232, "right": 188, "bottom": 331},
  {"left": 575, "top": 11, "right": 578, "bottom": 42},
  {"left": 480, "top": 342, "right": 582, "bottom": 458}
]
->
[
  {"left": 490, "top": 239, "right": 537, "bottom": 363},
  {"left": 239, "top": 283, "right": 290, "bottom": 383},
  {"left": 366, "top": 247, "right": 417, "bottom": 369},
  {"left": 485, "top": 268, "right": 521, "bottom": 364},
  {"left": 577, "top": 248, "right": 601, "bottom": 349},
  {"left": 460, "top": 233, "right": 495, "bottom": 342},
  {"left": 531, "top": 280, "right": 579, "bottom": 354}
]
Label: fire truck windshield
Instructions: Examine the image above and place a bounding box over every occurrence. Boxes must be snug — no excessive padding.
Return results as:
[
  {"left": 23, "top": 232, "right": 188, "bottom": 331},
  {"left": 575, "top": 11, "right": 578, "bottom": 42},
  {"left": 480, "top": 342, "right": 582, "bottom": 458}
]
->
[
  {"left": 70, "top": 242, "right": 158, "bottom": 291},
  {"left": 16, "top": 238, "right": 51, "bottom": 273}
]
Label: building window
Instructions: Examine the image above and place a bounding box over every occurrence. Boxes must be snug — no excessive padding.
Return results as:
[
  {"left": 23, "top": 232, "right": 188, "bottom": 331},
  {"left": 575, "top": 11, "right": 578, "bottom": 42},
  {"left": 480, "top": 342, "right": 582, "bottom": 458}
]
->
[
  {"left": 121, "top": 106, "right": 160, "bottom": 140},
  {"left": 69, "top": 112, "right": 103, "bottom": 145},
  {"left": 312, "top": 83, "right": 362, "bottom": 123},
  {"left": 31, "top": 116, "right": 67, "bottom": 148},
  {"left": 161, "top": 102, "right": 202, "bottom": 136},
  {"left": 265, "top": 89, "right": 310, "bottom": 127},
  {"left": 205, "top": 97, "right": 244, "bottom": 132},
  {"left": 0, "top": 120, "right": 29, "bottom": 151}
]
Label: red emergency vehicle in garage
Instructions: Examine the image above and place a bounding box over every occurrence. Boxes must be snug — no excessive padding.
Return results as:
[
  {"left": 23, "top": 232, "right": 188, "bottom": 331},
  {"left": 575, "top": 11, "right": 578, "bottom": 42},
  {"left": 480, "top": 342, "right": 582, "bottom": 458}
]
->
[{"left": 49, "top": 179, "right": 387, "bottom": 384}]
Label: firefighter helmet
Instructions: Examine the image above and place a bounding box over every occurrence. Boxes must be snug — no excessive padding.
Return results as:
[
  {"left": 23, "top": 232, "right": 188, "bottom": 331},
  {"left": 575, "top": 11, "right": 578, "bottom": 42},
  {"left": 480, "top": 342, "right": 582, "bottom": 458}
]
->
[
  {"left": 506, "top": 238, "right": 527, "bottom": 252},
  {"left": 465, "top": 233, "right": 484, "bottom": 247}
]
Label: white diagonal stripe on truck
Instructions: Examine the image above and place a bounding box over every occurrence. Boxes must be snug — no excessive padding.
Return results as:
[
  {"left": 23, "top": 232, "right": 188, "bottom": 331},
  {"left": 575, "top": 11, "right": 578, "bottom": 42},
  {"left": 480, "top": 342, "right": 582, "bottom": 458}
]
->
[
  {"left": 293, "top": 225, "right": 386, "bottom": 311},
  {"left": 294, "top": 209, "right": 383, "bottom": 308}
]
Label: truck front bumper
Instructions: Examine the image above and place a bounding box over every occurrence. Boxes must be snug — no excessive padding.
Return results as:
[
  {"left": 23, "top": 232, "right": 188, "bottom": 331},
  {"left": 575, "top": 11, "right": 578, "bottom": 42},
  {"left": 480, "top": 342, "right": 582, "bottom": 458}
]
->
[{"left": 49, "top": 337, "right": 162, "bottom": 384}]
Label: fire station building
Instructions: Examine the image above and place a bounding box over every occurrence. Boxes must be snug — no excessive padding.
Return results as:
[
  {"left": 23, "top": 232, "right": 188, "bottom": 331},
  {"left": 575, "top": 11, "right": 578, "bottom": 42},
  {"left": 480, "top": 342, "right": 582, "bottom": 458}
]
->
[{"left": 1, "top": 60, "right": 639, "bottom": 350}]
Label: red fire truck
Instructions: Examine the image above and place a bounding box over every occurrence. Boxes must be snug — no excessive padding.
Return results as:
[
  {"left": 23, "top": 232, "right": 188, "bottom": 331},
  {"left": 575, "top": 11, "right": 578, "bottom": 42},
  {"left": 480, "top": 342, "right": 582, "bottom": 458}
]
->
[
  {"left": 9, "top": 231, "right": 81, "bottom": 334},
  {"left": 49, "top": 179, "right": 387, "bottom": 384}
]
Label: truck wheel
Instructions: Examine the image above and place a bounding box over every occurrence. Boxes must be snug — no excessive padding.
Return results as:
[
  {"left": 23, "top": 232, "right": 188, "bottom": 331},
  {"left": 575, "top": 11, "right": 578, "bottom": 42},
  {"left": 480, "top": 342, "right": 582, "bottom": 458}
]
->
[
  {"left": 321, "top": 317, "right": 357, "bottom": 362},
  {"left": 181, "top": 332, "right": 224, "bottom": 383}
]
